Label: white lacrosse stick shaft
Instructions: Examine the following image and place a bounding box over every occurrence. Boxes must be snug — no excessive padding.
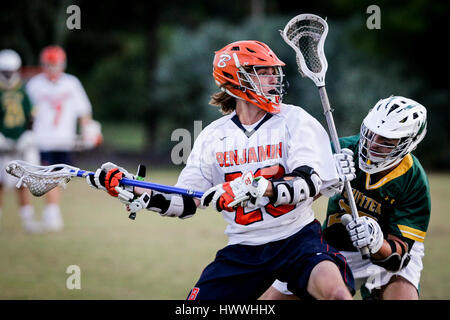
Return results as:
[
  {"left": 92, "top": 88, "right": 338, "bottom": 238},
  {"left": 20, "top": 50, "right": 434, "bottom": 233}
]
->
[
  {"left": 281, "top": 13, "right": 370, "bottom": 259},
  {"left": 318, "top": 86, "right": 367, "bottom": 239}
]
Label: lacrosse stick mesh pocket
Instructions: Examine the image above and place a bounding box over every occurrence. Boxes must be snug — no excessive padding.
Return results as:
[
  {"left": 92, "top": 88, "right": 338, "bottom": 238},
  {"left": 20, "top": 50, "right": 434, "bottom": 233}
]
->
[
  {"left": 22, "top": 175, "right": 70, "bottom": 197},
  {"left": 285, "top": 19, "right": 325, "bottom": 74},
  {"left": 6, "top": 161, "right": 72, "bottom": 197}
]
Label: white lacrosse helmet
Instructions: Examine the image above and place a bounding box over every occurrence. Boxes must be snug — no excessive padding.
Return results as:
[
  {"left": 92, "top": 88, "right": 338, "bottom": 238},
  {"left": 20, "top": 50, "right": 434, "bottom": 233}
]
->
[
  {"left": 0, "top": 49, "right": 22, "bottom": 89},
  {"left": 359, "top": 96, "right": 427, "bottom": 174}
]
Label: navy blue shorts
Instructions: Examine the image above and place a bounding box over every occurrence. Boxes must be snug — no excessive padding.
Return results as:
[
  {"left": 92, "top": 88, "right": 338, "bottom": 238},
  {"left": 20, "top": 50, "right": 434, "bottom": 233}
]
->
[
  {"left": 186, "top": 219, "right": 354, "bottom": 300},
  {"left": 40, "top": 151, "right": 74, "bottom": 166}
]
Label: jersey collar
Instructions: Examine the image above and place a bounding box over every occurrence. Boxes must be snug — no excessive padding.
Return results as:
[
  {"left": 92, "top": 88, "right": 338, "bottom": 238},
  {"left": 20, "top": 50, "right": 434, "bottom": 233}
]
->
[
  {"left": 231, "top": 113, "right": 273, "bottom": 138},
  {"left": 365, "top": 154, "right": 414, "bottom": 190}
]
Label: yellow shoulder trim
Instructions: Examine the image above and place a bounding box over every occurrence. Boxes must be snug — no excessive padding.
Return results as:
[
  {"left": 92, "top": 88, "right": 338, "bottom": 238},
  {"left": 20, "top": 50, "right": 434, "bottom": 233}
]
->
[
  {"left": 398, "top": 224, "right": 426, "bottom": 242},
  {"left": 365, "top": 154, "right": 413, "bottom": 190}
]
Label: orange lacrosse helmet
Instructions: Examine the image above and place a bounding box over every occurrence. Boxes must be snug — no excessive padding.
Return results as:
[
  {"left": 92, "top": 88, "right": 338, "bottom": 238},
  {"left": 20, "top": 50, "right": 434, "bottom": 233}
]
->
[
  {"left": 40, "top": 45, "right": 66, "bottom": 81},
  {"left": 213, "top": 40, "right": 286, "bottom": 113}
]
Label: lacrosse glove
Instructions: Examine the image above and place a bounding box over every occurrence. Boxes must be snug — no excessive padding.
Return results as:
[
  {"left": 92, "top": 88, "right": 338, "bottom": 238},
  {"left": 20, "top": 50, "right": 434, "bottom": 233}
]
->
[
  {"left": 200, "top": 172, "right": 269, "bottom": 212},
  {"left": 86, "top": 162, "right": 152, "bottom": 217},
  {"left": 321, "top": 148, "right": 356, "bottom": 197},
  {"left": 342, "top": 214, "right": 384, "bottom": 254},
  {"left": 86, "top": 162, "right": 135, "bottom": 197}
]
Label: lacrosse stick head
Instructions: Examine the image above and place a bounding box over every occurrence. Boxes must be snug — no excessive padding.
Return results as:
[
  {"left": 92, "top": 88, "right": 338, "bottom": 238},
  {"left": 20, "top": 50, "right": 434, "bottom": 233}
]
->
[
  {"left": 5, "top": 160, "right": 77, "bottom": 197},
  {"left": 280, "top": 14, "right": 329, "bottom": 87}
]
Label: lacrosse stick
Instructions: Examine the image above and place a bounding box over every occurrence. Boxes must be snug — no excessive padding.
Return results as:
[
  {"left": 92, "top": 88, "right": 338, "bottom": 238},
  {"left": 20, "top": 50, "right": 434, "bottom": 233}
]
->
[
  {"left": 281, "top": 13, "right": 370, "bottom": 259},
  {"left": 5, "top": 160, "right": 204, "bottom": 211}
]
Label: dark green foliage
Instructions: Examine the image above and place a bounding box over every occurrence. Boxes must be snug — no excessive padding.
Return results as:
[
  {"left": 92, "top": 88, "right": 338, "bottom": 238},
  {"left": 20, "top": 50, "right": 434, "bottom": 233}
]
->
[{"left": 1, "top": 1, "right": 447, "bottom": 168}]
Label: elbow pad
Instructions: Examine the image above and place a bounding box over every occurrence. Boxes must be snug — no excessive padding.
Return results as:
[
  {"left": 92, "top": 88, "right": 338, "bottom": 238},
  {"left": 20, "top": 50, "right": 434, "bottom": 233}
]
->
[
  {"left": 147, "top": 192, "right": 197, "bottom": 219},
  {"left": 270, "top": 166, "right": 322, "bottom": 206},
  {"left": 371, "top": 252, "right": 411, "bottom": 272},
  {"left": 370, "top": 239, "right": 411, "bottom": 272}
]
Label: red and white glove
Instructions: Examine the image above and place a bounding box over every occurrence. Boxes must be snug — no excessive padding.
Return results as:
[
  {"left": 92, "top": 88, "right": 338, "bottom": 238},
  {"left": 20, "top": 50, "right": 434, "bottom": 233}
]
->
[
  {"left": 86, "top": 163, "right": 151, "bottom": 219},
  {"left": 86, "top": 162, "right": 134, "bottom": 197},
  {"left": 200, "top": 172, "right": 269, "bottom": 212}
]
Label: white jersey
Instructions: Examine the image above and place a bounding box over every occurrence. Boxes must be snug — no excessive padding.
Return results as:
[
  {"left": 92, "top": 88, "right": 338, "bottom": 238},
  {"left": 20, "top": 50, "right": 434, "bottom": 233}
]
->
[
  {"left": 176, "top": 104, "right": 339, "bottom": 245},
  {"left": 26, "top": 73, "right": 92, "bottom": 151}
]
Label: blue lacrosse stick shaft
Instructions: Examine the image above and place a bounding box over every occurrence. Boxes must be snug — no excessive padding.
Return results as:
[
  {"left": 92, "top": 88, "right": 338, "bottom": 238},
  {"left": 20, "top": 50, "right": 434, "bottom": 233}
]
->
[{"left": 73, "top": 169, "right": 204, "bottom": 198}]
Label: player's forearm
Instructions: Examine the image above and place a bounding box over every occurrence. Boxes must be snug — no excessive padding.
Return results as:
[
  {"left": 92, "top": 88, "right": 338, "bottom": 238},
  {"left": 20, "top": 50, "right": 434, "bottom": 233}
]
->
[
  {"left": 263, "top": 175, "right": 295, "bottom": 198},
  {"left": 134, "top": 186, "right": 201, "bottom": 208},
  {"left": 371, "top": 235, "right": 407, "bottom": 260},
  {"left": 368, "top": 234, "right": 412, "bottom": 272},
  {"left": 371, "top": 240, "right": 393, "bottom": 259},
  {"left": 263, "top": 181, "right": 322, "bottom": 201},
  {"left": 134, "top": 186, "right": 146, "bottom": 196},
  {"left": 263, "top": 181, "right": 274, "bottom": 197},
  {"left": 79, "top": 114, "right": 92, "bottom": 126}
]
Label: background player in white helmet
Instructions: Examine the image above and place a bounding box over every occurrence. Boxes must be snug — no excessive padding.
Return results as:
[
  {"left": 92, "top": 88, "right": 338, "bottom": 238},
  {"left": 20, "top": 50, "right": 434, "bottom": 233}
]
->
[
  {"left": 262, "top": 96, "right": 430, "bottom": 300},
  {"left": 0, "top": 49, "right": 41, "bottom": 232},
  {"left": 26, "top": 45, "right": 103, "bottom": 232},
  {"left": 86, "top": 40, "right": 357, "bottom": 300}
]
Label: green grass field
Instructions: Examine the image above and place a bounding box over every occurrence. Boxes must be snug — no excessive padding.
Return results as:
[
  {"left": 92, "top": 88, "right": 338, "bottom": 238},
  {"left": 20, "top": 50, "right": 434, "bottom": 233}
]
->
[{"left": 0, "top": 171, "right": 448, "bottom": 300}]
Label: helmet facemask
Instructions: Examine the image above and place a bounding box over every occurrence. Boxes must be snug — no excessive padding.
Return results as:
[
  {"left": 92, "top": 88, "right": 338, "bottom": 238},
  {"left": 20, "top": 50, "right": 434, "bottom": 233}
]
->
[
  {"left": 358, "top": 96, "right": 428, "bottom": 175},
  {"left": 42, "top": 62, "right": 66, "bottom": 82},
  {"left": 0, "top": 70, "right": 20, "bottom": 89},
  {"left": 359, "top": 124, "right": 408, "bottom": 174},
  {"left": 40, "top": 46, "right": 67, "bottom": 82},
  {"left": 213, "top": 41, "right": 287, "bottom": 114},
  {"left": 236, "top": 65, "right": 286, "bottom": 108}
]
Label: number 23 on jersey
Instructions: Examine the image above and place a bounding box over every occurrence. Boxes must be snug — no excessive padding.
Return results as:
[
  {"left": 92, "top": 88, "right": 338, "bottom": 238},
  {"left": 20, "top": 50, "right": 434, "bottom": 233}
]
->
[{"left": 225, "top": 164, "right": 295, "bottom": 225}]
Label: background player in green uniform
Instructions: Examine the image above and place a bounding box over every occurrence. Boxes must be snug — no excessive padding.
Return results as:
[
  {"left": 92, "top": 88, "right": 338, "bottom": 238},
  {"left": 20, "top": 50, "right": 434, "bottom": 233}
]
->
[
  {"left": 262, "top": 96, "right": 430, "bottom": 300},
  {"left": 0, "top": 49, "right": 40, "bottom": 232}
]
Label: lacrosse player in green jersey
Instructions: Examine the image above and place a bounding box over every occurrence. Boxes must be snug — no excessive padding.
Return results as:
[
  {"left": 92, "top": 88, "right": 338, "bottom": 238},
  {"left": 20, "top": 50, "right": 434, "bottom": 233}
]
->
[
  {"left": 262, "top": 96, "right": 430, "bottom": 300},
  {"left": 0, "top": 49, "right": 41, "bottom": 232}
]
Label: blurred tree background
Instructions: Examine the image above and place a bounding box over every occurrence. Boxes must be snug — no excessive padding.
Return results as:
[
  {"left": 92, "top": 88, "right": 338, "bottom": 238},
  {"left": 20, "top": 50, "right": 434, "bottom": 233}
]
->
[{"left": 0, "top": 0, "right": 448, "bottom": 169}]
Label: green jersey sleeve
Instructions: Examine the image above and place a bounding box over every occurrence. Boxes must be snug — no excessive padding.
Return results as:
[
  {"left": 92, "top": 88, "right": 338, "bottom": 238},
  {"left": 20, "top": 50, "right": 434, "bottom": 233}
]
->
[{"left": 386, "top": 155, "right": 431, "bottom": 244}]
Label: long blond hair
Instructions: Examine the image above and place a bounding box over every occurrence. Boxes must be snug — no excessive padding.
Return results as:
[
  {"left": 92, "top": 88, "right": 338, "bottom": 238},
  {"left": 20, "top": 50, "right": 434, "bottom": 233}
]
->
[{"left": 209, "top": 87, "right": 236, "bottom": 115}]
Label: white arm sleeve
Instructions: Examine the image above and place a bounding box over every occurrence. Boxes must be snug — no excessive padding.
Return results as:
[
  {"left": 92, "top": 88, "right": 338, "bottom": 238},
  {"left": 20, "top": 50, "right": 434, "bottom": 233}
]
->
[
  {"left": 285, "top": 108, "right": 339, "bottom": 188},
  {"left": 71, "top": 76, "right": 92, "bottom": 117}
]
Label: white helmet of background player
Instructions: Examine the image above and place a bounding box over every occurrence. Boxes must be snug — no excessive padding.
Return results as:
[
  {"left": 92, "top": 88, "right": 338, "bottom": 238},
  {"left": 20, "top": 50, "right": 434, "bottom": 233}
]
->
[
  {"left": 359, "top": 96, "right": 427, "bottom": 174},
  {"left": 0, "top": 49, "right": 22, "bottom": 89}
]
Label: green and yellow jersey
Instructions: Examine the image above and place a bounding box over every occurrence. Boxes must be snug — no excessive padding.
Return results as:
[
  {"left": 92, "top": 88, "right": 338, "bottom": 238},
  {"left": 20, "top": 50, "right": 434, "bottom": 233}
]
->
[
  {"left": 323, "top": 135, "right": 431, "bottom": 252},
  {"left": 0, "top": 82, "right": 34, "bottom": 140}
]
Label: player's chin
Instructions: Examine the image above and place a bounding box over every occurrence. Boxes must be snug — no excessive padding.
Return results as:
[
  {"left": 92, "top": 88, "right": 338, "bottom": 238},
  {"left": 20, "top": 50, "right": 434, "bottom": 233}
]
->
[
  {"left": 369, "top": 151, "right": 387, "bottom": 160},
  {"left": 264, "top": 87, "right": 277, "bottom": 95}
]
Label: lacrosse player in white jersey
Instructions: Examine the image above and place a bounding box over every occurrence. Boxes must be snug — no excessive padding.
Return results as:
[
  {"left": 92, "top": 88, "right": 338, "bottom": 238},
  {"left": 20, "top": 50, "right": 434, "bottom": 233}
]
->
[
  {"left": 87, "top": 40, "right": 356, "bottom": 300},
  {"left": 26, "top": 45, "right": 103, "bottom": 232},
  {"left": 0, "top": 49, "right": 41, "bottom": 232}
]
